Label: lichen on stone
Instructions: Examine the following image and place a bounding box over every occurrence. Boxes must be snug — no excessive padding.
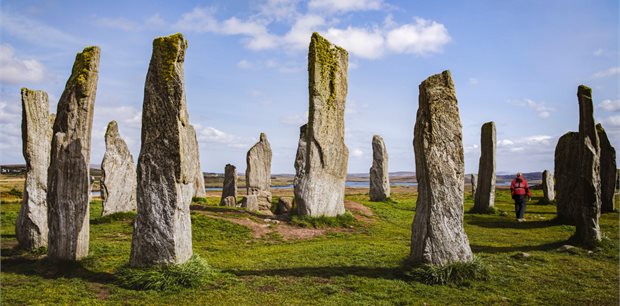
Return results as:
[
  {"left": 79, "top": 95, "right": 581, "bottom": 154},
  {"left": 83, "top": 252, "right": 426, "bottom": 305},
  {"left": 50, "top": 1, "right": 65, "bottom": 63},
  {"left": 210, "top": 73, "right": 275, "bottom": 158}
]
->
[
  {"left": 153, "top": 33, "right": 186, "bottom": 83},
  {"left": 70, "top": 46, "right": 99, "bottom": 93},
  {"left": 309, "top": 32, "right": 346, "bottom": 109}
]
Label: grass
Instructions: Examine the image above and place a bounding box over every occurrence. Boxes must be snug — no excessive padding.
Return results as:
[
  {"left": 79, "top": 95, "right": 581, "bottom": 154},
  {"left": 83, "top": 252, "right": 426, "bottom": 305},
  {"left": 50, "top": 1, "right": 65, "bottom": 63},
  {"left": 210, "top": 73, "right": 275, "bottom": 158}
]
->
[
  {"left": 404, "top": 257, "right": 490, "bottom": 285},
  {"left": 116, "top": 255, "right": 213, "bottom": 291},
  {"left": 1, "top": 185, "right": 618, "bottom": 305},
  {"left": 290, "top": 212, "right": 358, "bottom": 228}
]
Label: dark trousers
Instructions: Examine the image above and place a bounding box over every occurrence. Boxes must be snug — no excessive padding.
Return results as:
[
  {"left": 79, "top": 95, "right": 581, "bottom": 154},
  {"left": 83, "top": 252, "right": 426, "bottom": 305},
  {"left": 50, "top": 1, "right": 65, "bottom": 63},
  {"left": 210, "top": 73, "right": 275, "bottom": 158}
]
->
[{"left": 514, "top": 195, "right": 526, "bottom": 219}]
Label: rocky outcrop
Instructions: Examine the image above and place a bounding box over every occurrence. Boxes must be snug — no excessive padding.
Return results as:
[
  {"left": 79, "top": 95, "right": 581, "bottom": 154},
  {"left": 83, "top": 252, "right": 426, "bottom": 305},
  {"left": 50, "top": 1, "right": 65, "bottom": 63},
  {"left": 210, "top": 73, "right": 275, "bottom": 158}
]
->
[
  {"left": 472, "top": 121, "right": 496, "bottom": 213},
  {"left": 276, "top": 197, "right": 293, "bottom": 215},
  {"left": 130, "top": 33, "right": 194, "bottom": 267},
  {"left": 293, "top": 124, "right": 307, "bottom": 212},
  {"left": 295, "top": 33, "right": 348, "bottom": 217},
  {"left": 597, "top": 124, "right": 616, "bottom": 212},
  {"left": 555, "top": 132, "right": 580, "bottom": 222},
  {"left": 410, "top": 70, "right": 473, "bottom": 265},
  {"left": 470, "top": 174, "right": 478, "bottom": 198},
  {"left": 47, "top": 46, "right": 100, "bottom": 260},
  {"left": 221, "top": 164, "right": 238, "bottom": 206},
  {"left": 245, "top": 133, "right": 272, "bottom": 214},
  {"left": 241, "top": 195, "right": 259, "bottom": 212},
  {"left": 188, "top": 125, "right": 206, "bottom": 198},
  {"left": 101, "top": 121, "right": 137, "bottom": 216},
  {"left": 222, "top": 196, "right": 236, "bottom": 207},
  {"left": 541, "top": 170, "right": 554, "bottom": 204},
  {"left": 369, "top": 135, "right": 390, "bottom": 201},
  {"left": 575, "top": 85, "right": 601, "bottom": 247},
  {"left": 16, "top": 88, "right": 51, "bottom": 250}
]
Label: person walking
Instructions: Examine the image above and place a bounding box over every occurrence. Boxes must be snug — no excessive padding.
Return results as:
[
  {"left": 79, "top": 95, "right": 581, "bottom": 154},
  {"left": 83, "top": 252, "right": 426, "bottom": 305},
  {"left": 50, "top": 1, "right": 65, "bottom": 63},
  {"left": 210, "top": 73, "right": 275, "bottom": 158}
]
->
[{"left": 510, "top": 172, "right": 531, "bottom": 222}]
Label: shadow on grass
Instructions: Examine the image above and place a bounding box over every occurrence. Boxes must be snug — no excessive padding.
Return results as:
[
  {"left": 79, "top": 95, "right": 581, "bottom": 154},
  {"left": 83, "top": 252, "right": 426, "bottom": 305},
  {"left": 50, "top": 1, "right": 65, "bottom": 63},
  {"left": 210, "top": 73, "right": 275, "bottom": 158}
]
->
[
  {"left": 471, "top": 239, "right": 570, "bottom": 254},
  {"left": 1, "top": 251, "right": 115, "bottom": 284},
  {"left": 466, "top": 215, "right": 561, "bottom": 229},
  {"left": 225, "top": 266, "right": 404, "bottom": 280}
]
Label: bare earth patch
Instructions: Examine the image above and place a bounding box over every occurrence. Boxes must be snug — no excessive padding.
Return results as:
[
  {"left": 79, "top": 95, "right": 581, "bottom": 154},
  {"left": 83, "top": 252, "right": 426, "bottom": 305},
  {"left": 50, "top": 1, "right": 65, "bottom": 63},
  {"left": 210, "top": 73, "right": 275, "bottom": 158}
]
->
[{"left": 191, "top": 200, "right": 374, "bottom": 240}]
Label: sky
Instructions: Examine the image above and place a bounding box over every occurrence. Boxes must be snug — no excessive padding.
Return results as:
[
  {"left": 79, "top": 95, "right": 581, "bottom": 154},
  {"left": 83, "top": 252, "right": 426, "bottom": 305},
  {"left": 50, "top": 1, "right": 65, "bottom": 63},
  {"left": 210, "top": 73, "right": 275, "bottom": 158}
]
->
[{"left": 0, "top": 0, "right": 618, "bottom": 175}]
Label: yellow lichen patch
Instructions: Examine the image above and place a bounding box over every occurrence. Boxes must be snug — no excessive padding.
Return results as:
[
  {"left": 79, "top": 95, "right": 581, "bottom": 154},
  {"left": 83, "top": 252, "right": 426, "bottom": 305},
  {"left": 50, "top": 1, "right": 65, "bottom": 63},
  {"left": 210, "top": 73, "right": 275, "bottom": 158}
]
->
[
  {"left": 70, "top": 46, "right": 99, "bottom": 93},
  {"left": 153, "top": 33, "right": 186, "bottom": 83},
  {"left": 310, "top": 32, "right": 346, "bottom": 109}
]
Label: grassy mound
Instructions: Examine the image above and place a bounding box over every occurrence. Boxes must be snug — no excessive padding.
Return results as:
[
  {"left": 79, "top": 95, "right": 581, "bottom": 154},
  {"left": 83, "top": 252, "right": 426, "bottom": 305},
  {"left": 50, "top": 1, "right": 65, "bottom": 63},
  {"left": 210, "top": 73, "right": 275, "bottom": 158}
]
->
[
  {"left": 116, "top": 255, "right": 213, "bottom": 291},
  {"left": 404, "top": 257, "right": 490, "bottom": 285},
  {"left": 290, "top": 212, "right": 358, "bottom": 228}
]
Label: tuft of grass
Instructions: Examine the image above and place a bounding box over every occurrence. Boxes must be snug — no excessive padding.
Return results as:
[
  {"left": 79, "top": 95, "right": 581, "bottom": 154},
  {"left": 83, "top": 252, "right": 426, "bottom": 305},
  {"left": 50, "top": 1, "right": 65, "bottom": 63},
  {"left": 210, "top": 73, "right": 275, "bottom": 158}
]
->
[
  {"left": 116, "top": 255, "right": 213, "bottom": 291},
  {"left": 7, "top": 188, "right": 23, "bottom": 197},
  {"left": 404, "top": 257, "right": 490, "bottom": 286},
  {"left": 91, "top": 211, "right": 136, "bottom": 224},
  {"left": 192, "top": 197, "right": 208, "bottom": 204},
  {"left": 290, "top": 212, "right": 358, "bottom": 228}
]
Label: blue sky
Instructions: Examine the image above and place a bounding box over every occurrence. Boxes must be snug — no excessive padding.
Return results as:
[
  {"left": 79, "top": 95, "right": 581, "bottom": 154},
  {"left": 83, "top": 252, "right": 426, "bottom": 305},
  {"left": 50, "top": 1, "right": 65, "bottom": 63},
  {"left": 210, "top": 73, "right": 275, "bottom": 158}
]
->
[{"left": 0, "top": 0, "right": 618, "bottom": 174}]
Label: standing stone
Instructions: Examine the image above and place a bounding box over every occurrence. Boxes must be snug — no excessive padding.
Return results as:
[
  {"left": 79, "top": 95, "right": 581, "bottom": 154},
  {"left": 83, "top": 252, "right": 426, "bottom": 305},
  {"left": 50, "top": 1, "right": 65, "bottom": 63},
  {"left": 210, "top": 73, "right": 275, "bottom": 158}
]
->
[
  {"left": 188, "top": 125, "right": 206, "bottom": 198},
  {"left": 295, "top": 33, "right": 348, "bottom": 217},
  {"left": 555, "top": 132, "right": 580, "bottom": 223},
  {"left": 241, "top": 195, "right": 259, "bottom": 212},
  {"left": 470, "top": 174, "right": 478, "bottom": 198},
  {"left": 597, "top": 124, "right": 616, "bottom": 212},
  {"left": 293, "top": 124, "right": 307, "bottom": 209},
  {"left": 101, "top": 121, "right": 137, "bottom": 216},
  {"left": 276, "top": 197, "right": 294, "bottom": 215},
  {"left": 222, "top": 196, "right": 236, "bottom": 208},
  {"left": 220, "top": 164, "right": 237, "bottom": 206},
  {"left": 369, "top": 135, "right": 390, "bottom": 201},
  {"left": 245, "top": 133, "right": 272, "bottom": 214},
  {"left": 575, "top": 85, "right": 601, "bottom": 247},
  {"left": 16, "top": 88, "right": 50, "bottom": 250},
  {"left": 472, "top": 122, "right": 496, "bottom": 213},
  {"left": 47, "top": 46, "right": 100, "bottom": 260},
  {"left": 130, "top": 33, "right": 193, "bottom": 267},
  {"left": 410, "top": 70, "right": 473, "bottom": 265},
  {"left": 541, "top": 170, "right": 555, "bottom": 204}
]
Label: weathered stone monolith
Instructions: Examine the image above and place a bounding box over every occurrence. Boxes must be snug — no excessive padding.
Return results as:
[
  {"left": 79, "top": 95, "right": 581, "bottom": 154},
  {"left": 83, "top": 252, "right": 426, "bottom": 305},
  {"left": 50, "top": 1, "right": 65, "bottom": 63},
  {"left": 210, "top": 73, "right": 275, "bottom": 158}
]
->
[
  {"left": 555, "top": 132, "right": 580, "bottom": 222},
  {"left": 245, "top": 133, "right": 272, "bottom": 214},
  {"left": 410, "top": 70, "right": 473, "bottom": 265},
  {"left": 295, "top": 33, "right": 348, "bottom": 217},
  {"left": 101, "top": 121, "right": 137, "bottom": 216},
  {"left": 222, "top": 196, "right": 236, "bottom": 207},
  {"left": 575, "top": 85, "right": 601, "bottom": 247},
  {"left": 130, "top": 33, "right": 193, "bottom": 267},
  {"left": 470, "top": 174, "right": 478, "bottom": 198},
  {"left": 472, "top": 121, "right": 496, "bottom": 213},
  {"left": 188, "top": 125, "right": 206, "bottom": 198},
  {"left": 47, "top": 46, "right": 100, "bottom": 260},
  {"left": 293, "top": 124, "right": 307, "bottom": 209},
  {"left": 220, "top": 164, "right": 237, "bottom": 206},
  {"left": 276, "top": 197, "right": 293, "bottom": 215},
  {"left": 541, "top": 170, "right": 555, "bottom": 204},
  {"left": 369, "top": 135, "right": 390, "bottom": 201},
  {"left": 597, "top": 124, "right": 616, "bottom": 212},
  {"left": 16, "top": 88, "right": 50, "bottom": 250}
]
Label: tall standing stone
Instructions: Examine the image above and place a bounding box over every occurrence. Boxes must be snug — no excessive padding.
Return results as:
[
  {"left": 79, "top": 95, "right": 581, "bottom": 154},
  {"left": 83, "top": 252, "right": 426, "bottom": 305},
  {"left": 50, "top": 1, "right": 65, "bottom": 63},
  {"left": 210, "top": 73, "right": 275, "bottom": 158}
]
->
[
  {"left": 244, "top": 133, "right": 272, "bottom": 214},
  {"left": 410, "top": 70, "right": 473, "bottom": 265},
  {"left": 575, "top": 85, "right": 601, "bottom": 247},
  {"left": 47, "top": 46, "right": 100, "bottom": 260},
  {"left": 100, "top": 121, "right": 137, "bottom": 216},
  {"left": 541, "top": 170, "right": 555, "bottom": 204},
  {"left": 295, "top": 33, "right": 348, "bottom": 217},
  {"left": 293, "top": 124, "right": 307, "bottom": 209},
  {"left": 188, "top": 125, "right": 206, "bottom": 198},
  {"left": 369, "top": 135, "right": 390, "bottom": 201},
  {"left": 555, "top": 132, "right": 580, "bottom": 222},
  {"left": 16, "top": 88, "right": 50, "bottom": 250},
  {"left": 597, "top": 124, "right": 616, "bottom": 212},
  {"left": 470, "top": 174, "right": 478, "bottom": 198},
  {"left": 131, "top": 33, "right": 194, "bottom": 267},
  {"left": 472, "top": 121, "right": 496, "bottom": 213},
  {"left": 220, "top": 164, "right": 237, "bottom": 206}
]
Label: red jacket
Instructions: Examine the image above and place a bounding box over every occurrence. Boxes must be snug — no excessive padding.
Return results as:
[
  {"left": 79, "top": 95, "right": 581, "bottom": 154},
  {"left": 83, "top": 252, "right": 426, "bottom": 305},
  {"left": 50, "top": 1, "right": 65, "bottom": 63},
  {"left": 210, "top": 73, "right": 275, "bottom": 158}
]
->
[{"left": 511, "top": 177, "right": 531, "bottom": 197}]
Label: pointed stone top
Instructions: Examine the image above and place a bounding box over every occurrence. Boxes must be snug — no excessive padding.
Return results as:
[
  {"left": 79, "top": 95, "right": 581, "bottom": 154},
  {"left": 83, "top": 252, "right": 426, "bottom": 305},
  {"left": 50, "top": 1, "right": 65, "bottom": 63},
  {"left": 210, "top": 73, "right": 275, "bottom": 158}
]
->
[
  {"left": 483, "top": 121, "right": 495, "bottom": 127},
  {"left": 578, "top": 85, "right": 592, "bottom": 98},
  {"left": 152, "top": 33, "right": 188, "bottom": 81},
  {"left": 259, "top": 132, "right": 267, "bottom": 142},
  {"left": 105, "top": 120, "right": 119, "bottom": 137},
  {"left": 311, "top": 32, "right": 347, "bottom": 54},
  {"left": 71, "top": 46, "right": 100, "bottom": 88},
  {"left": 420, "top": 70, "right": 453, "bottom": 88},
  {"left": 372, "top": 135, "right": 384, "bottom": 142}
]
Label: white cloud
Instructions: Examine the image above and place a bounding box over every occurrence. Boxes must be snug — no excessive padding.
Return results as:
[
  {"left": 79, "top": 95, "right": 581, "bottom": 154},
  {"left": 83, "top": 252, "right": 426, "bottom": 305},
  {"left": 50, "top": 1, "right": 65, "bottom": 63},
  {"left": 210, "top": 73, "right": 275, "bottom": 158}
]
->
[
  {"left": 468, "top": 77, "right": 479, "bottom": 85},
  {"left": 280, "top": 113, "right": 307, "bottom": 125},
  {"left": 0, "top": 99, "right": 23, "bottom": 160},
  {"left": 593, "top": 48, "right": 605, "bottom": 56},
  {"left": 495, "top": 135, "right": 554, "bottom": 155},
  {"left": 195, "top": 126, "right": 250, "bottom": 149},
  {"left": 308, "top": 0, "right": 384, "bottom": 14},
  {"left": 0, "top": 11, "right": 80, "bottom": 49},
  {"left": 351, "top": 148, "right": 365, "bottom": 157},
  {"left": 325, "top": 26, "right": 385, "bottom": 59},
  {"left": 282, "top": 14, "right": 326, "bottom": 51},
  {"left": 260, "top": 0, "right": 301, "bottom": 21},
  {"left": 386, "top": 18, "right": 451, "bottom": 55},
  {"left": 592, "top": 67, "right": 620, "bottom": 78},
  {"left": 237, "top": 59, "right": 253, "bottom": 69},
  {"left": 598, "top": 99, "right": 620, "bottom": 112},
  {"left": 0, "top": 44, "right": 46, "bottom": 84},
  {"left": 510, "top": 98, "right": 554, "bottom": 118},
  {"left": 603, "top": 115, "right": 620, "bottom": 127}
]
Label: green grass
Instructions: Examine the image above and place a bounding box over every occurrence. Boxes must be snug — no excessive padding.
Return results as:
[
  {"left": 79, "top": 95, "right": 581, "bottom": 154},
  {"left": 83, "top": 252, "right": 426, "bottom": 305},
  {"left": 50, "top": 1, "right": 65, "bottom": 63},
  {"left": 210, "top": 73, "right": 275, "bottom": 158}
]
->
[
  {"left": 1, "top": 189, "right": 618, "bottom": 305},
  {"left": 116, "top": 255, "right": 213, "bottom": 291},
  {"left": 290, "top": 212, "right": 358, "bottom": 228},
  {"left": 404, "top": 257, "right": 490, "bottom": 285}
]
